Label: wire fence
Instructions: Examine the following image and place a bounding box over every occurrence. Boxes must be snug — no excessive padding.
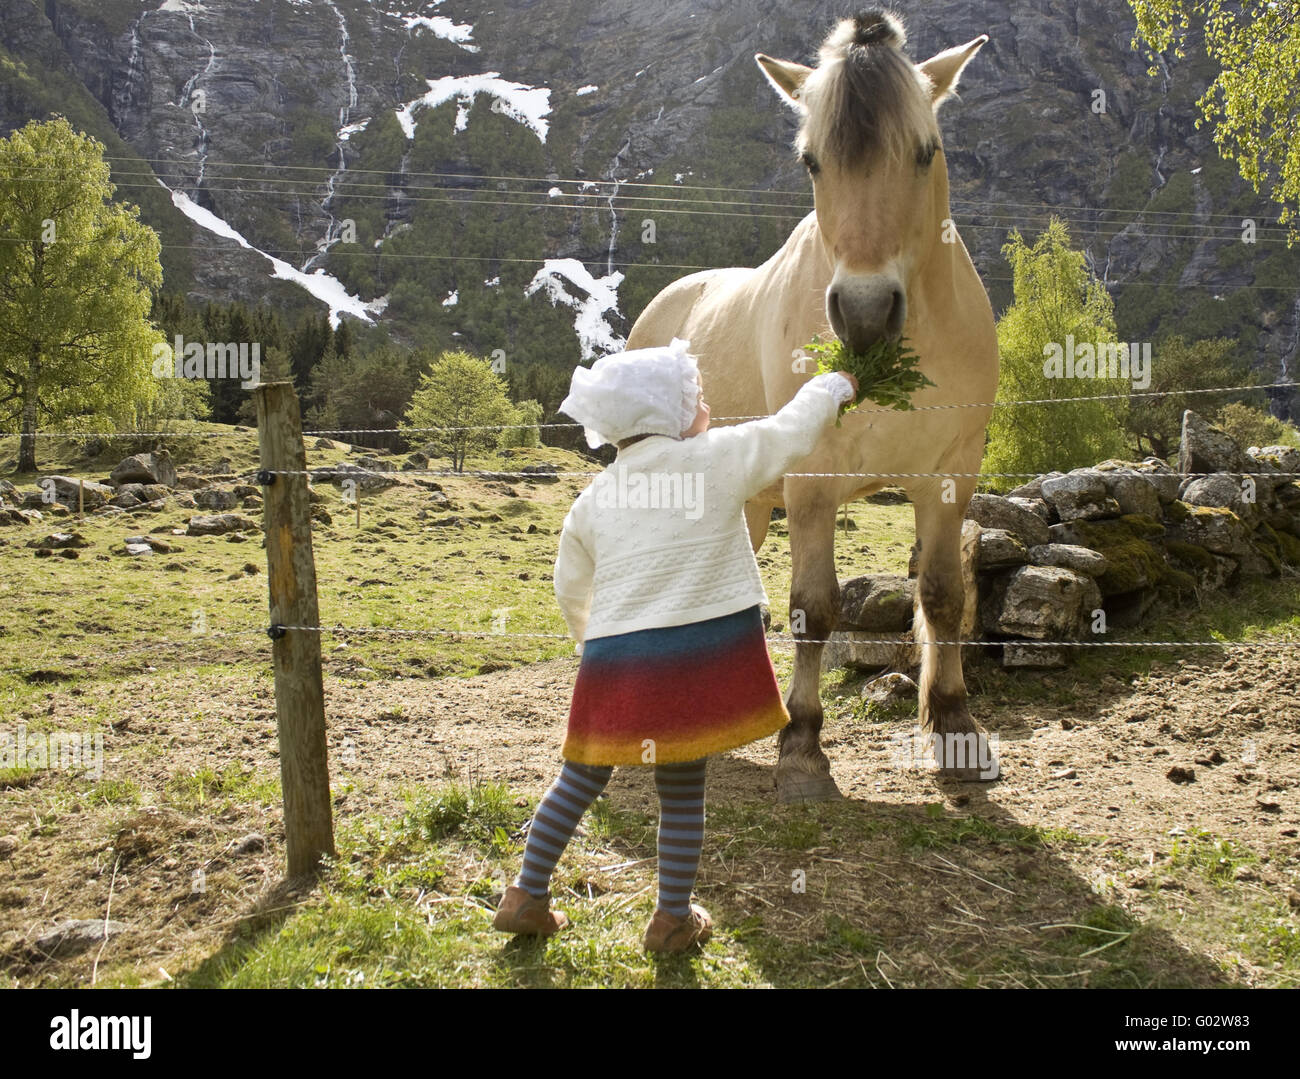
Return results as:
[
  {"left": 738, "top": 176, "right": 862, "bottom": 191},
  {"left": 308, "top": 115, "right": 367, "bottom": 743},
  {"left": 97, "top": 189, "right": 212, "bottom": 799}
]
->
[
  {"left": 12, "top": 378, "right": 1300, "bottom": 439},
  {"left": 7, "top": 376, "right": 1300, "bottom": 679}
]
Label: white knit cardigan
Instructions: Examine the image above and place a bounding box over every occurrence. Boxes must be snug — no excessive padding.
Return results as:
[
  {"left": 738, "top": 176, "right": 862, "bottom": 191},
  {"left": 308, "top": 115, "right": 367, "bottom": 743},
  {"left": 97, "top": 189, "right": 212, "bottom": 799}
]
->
[{"left": 553, "top": 372, "right": 853, "bottom": 646}]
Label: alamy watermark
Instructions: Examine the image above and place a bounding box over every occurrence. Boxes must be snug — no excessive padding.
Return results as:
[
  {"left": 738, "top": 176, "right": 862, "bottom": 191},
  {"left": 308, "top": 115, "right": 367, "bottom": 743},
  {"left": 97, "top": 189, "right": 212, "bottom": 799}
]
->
[
  {"left": 1042, "top": 335, "right": 1151, "bottom": 390},
  {"left": 1, "top": 724, "right": 103, "bottom": 780},
  {"left": 592, "top": 465, "right": 705, "bottom": 520},
  {"left": 891, "top": 730, "right": 999, "bottom": 780},
  {"left": 152, "top": 334, "right": 261, "bottom": 389}
]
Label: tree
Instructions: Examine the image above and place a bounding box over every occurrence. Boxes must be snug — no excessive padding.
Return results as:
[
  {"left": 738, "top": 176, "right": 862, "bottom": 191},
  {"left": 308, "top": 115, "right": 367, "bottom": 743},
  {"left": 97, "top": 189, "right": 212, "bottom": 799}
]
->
[
  {"left": 0, "top": 117, "right": 164, "bottom": 472},
  {"left": 1125, "top": 335, "right": 1254, "bottom": 458},
  {"left": 498, "top": 399, "right": 544, "bottom": 449},
  {"left": 982, "top": 219, "right": 1130, "bottom": 484},
  {"left": 304, "top": 344, "right": 422, "bottom": 449},
  {"left": 1129, "top": 1, "right": 1300, "bottom": 238},
  {"left": 1215, "top": 400, "right": 1299, "bottom": 449},
  {"left": 403, "top": 350, "right": 512, "bottom": 472}
]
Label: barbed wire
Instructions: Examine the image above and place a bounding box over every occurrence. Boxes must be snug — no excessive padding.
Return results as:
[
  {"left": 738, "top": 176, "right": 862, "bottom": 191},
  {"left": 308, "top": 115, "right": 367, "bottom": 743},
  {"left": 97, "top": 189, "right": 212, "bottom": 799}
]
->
[
  {"left": 12, "top": 379, "right": 1297, "bottom": 439},
  {"left": 256, "top": 466, "right": 1300, "bottom": 480},
  {"left": 4, "top": 629, "right": 270, "bottom": 677},
  {"left": 266, "top": 623, "right": 1300, "bottom": 650}
]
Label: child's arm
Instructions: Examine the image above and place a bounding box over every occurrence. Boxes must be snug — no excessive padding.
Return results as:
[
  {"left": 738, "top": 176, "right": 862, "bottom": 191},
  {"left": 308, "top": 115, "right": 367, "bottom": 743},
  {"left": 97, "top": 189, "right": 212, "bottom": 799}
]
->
[
  {"left": 707, "top": 372, "right": 855, "bottom": 495},
  {"left": 553, "top": 502, "right": 595, "bottom": 653}
]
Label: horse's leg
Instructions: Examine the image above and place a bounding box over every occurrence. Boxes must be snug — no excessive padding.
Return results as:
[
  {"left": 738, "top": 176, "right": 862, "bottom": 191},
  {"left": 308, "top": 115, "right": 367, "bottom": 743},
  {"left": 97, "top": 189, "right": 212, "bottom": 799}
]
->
[
  {"left": 911, "top": 483, "right": 999, "bottom": 781},
  {"left": 743, "top": 500, "right": 773, "bottom": 552},
  {"left": 774, "top": 488, "right": 842, "bottom": 803}
]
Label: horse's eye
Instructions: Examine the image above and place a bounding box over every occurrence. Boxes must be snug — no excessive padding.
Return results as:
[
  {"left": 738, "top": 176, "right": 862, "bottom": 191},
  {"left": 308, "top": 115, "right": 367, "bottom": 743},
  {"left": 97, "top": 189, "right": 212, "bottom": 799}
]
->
[
  {"left": 801, "top": 151, "right": 820, "bottom": 176},
  {"left": 916, "top": 140, "right": 938, "bottom": 169}
]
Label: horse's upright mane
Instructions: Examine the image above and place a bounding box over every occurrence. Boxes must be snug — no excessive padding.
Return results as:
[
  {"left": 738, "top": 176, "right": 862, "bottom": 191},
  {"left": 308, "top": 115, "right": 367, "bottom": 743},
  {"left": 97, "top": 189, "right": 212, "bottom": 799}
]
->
[{"left": 801, "top": 10, "right": 938, "bottom": 169}]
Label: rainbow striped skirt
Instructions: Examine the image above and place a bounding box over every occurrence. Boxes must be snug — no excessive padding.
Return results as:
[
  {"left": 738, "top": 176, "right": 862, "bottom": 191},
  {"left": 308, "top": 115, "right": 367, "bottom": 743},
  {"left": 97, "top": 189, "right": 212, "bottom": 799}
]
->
[{"left": 561, "top": 604, "right": 791, "bottom": 766}]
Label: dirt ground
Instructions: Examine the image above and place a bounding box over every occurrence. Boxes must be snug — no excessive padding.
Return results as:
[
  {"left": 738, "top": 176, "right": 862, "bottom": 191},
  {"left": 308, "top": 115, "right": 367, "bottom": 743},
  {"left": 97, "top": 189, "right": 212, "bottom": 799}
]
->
[{"left": 1, "top": 643, "right": 1296, "bottom": 987}]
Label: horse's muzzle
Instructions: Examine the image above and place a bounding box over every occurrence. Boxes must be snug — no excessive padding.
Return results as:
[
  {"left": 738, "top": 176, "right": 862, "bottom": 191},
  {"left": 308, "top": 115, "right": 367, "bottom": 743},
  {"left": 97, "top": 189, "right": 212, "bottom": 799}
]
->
[{"left": 826, "top": 275, "right": 906, "bottom": 353}]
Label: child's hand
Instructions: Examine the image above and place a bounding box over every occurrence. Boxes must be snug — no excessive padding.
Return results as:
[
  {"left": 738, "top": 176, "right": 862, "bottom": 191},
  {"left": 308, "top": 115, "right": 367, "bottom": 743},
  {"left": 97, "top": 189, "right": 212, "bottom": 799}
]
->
[{"left": 835, "top": 370, "right": 859, "bottom": 399}]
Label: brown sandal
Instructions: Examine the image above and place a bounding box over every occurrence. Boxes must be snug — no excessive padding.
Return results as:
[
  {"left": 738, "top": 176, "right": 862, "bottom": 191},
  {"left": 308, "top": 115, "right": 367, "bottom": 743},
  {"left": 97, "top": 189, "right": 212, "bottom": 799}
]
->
[
  {"left": 492, "top": 885, "right": 568, "bottom": 936},
  {"left": 643, "top": 904, "right": 712, "bottom": 953}
]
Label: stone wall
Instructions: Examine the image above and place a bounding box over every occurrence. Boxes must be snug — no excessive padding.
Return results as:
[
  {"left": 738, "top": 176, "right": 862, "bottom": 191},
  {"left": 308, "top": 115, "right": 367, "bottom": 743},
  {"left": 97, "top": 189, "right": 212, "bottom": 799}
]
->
[{"left": 829, "top": 410, "right": 1300, "bottom": 671}]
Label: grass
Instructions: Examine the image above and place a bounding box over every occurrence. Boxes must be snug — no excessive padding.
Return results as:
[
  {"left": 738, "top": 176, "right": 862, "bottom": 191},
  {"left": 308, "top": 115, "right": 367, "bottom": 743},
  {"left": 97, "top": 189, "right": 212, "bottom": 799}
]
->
[
  {"left": 169, "top": 776, "right": 1277, "bottom": 989},
  {"left": 3, "top": 423, "right": 1299, "bottom": 988}
]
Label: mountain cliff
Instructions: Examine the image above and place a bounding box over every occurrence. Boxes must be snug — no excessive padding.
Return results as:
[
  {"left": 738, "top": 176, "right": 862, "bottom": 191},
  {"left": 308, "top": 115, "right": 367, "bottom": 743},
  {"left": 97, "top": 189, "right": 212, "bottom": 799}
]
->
[{"left": 1, "top": 0, "right": 1297, "bottom": 412}]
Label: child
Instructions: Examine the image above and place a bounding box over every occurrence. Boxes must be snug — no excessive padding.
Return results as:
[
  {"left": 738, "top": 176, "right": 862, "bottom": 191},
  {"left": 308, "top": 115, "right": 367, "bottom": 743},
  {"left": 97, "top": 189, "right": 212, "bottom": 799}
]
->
[{"left": 493, "top": 338, "right": 857, "bottom": 953}]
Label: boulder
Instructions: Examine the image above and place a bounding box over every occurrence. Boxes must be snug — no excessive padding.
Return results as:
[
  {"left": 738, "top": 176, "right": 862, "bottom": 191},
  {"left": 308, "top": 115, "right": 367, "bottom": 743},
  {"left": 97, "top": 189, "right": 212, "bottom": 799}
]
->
[
  {"left": 965, "top": 493, "right": 1050, "bottom": 546},
  {"left": 1007, "top": 495, "right": 1051, "bottom": 522},
  {"left": 1040, "top": 470, "right": 1121, "bottom": 522},
  {"left": 111, "top": 482, "right": 168, "bottom": 509},
  {"left": 25, "top": 531, "right": 90, "bottom": 550},
  {"left": 187, "top": 513, "right": 258, "bottom": 536},
  {"left": 1001, "top": 644, "right": 1069, "bottom": 669},
  {"left": 194, "top": 487, "right": 240, "bottom": 511},
  {"left": 978, "top": 528, "right": 1030, "bottom": 569},
  {"left": 520, "top": 463, "right": 561, "bottom": 483},
  {"left": 39, "top": 476, "right": 114, "bottom": 510},
  {"left": 1006, "top": 472, "right": 1062, "bottom": 501},
  {"left": 1027, "top": 543, "right": 1108, "bottom": 577},
  {"left": 110, "top": 451, "right": 177, "bottom": 488},
  {"left": 310, "top": 461, "right": 400, "bottom": 491},
  {"left": 860, "top": 672, "right": 918, "bottom": 707},
  {"left": 1048, "top": 514, "right": 1168, "bottom": 595},
  {"left": 1166, "top": 505, "right": 1254, "bottom": 558},
  {"left": 1096, "top": 468, "right": 1163, "bottom": 518},
  {"left": 1248, "top": 445, "right": 1300, "bottom": 474},
  {"left": 1181, "top": 473, "right": 1260, "bottom": 525},
  {"left": 0, "top": 507, "right": 41, "bottom": 526},
  {"left": 980, "top": 565, "right": 1101, "bottom": 640},
  {"left": 1166, "top": 541, "right": 1238, "bottom": 592},
  {"left": 838, "top": 574, "right": 915, "bottom": 632},
  {"left": 1131, "top": 458, "right": 1182, "bottom": 504},
  {"left": 1178, "top": 410, "right": 1255, "bottom": 477},
  {"left": 821, "top": 630, "right": 916, "bottom": 672}
]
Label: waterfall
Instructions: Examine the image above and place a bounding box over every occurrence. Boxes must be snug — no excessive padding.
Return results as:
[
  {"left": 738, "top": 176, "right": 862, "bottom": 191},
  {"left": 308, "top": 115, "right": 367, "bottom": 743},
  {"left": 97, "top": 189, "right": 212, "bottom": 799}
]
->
[{"left": 305, "top": 0, "right": 359, "bottom": 271}]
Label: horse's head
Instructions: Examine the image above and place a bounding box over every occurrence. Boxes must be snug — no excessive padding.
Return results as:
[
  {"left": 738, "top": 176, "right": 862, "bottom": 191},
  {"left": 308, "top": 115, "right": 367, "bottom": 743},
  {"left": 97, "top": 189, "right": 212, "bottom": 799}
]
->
[{"left": 757, "top": 11, "right": 987, "bottom": 354}]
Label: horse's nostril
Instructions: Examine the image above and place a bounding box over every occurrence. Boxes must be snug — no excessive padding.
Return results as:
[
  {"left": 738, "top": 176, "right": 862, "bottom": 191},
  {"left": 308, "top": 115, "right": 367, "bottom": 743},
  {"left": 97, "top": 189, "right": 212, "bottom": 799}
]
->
[
  {"left": 887, "top": 288, "right": 906, "bottom": 334},
  {"left": 826, "top": 288, "right": 844, "bottom": 334}
]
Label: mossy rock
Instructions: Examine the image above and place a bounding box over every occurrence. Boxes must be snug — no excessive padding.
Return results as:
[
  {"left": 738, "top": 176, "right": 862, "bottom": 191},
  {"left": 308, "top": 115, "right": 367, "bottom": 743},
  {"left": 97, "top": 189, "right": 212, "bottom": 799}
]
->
[
  {"left": 1158, "top": 567, "right": 1198, "bottom": 598},
  {"left": 1165, "top": 540, "right": 1217, "bottom": 571},
  {"left": 1052, "top": 516, "right": 1169, "bottom": 595},
  {"left": 1275, "top": 529, "right": 1300, "bottom": 565},
  {"left": 1188, "top": 505, "right": 1237, "bottom": 521},
  {"left": 1165, "top": 500, "right": 1192, "bottom": 524},
  {"left": 1117, "top": 513, "right": 1167, "bottom": 538}
]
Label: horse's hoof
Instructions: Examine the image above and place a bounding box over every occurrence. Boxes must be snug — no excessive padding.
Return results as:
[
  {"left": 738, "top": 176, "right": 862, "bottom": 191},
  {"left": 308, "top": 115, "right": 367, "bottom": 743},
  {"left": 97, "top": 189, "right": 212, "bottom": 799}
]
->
[
  {"left": 932, "top": 739, "right": 999, "bottom": 782},
  {"left": 938, "top": 762, "right": 999, "bottom": 782},
  {"left": 775, "top": 769, "right": 843, "bottom": 803}
]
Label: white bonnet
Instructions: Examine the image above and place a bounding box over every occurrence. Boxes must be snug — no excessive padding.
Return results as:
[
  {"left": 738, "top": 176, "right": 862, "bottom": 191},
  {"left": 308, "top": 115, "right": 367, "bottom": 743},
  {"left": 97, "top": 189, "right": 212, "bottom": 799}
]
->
[{"left": 559, "top": 338, "right": 701, "bottom": 449}]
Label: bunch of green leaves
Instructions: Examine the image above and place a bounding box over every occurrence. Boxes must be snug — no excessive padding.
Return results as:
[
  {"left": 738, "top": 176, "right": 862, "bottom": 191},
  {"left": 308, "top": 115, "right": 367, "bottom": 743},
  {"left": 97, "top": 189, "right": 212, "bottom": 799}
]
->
[{"left": 805, "top": 335, "right": 934, "bottom": 418}]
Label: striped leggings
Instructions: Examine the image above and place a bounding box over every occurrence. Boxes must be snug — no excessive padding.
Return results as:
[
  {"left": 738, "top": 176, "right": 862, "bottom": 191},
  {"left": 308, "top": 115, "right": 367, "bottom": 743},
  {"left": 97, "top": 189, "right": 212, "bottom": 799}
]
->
[{"left": 515, "top": 758, "right": 707, "bottom": 918}]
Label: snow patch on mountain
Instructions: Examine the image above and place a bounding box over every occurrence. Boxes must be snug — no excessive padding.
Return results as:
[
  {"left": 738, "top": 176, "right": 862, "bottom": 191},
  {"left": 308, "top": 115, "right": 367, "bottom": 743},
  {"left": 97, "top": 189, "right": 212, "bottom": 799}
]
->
[
  {"left": 525, "top": 259, "right": 625, "bottom": 361},
  {"left": 163, "top": 183, "right": 382, "bottom": 328},
  {"left": 396, "top": 73, "right": 551, "bottom": 141}
]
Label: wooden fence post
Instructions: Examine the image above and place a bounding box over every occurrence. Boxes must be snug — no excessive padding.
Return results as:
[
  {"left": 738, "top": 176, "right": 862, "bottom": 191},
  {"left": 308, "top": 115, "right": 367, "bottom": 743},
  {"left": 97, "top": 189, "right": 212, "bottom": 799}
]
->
[{"left": 254, "top": 382, "right": 335, "bottom": 878}]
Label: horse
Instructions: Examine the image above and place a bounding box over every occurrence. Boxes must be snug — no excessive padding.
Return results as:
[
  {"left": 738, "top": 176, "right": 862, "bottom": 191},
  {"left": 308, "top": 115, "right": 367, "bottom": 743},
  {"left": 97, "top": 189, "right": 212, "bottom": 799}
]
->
[{"left": 626, "top": 10, "right": 1000, "bottom": 801}]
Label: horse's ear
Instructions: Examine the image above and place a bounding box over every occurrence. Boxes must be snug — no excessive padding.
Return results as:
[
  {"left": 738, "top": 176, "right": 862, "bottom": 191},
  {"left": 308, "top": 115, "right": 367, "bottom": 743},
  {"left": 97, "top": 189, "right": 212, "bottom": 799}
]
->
[
  {"left": 918, "top": 35, "right": 988, "bottom": 107},
  {"left": 755, "top": 53, "right": 812, "bottom": 109}
]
